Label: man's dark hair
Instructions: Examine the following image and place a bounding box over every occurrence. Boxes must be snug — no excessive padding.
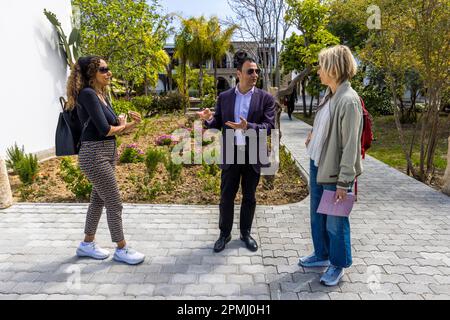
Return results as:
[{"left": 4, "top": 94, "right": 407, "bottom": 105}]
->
[{"left": 235, "top": 51, "right": 257, "bottom": 71}]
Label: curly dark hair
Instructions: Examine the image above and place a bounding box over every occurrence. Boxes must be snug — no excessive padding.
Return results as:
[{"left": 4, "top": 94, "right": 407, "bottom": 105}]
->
[{"left": 65, "top": 56, "right": 104, "bottom": 111}]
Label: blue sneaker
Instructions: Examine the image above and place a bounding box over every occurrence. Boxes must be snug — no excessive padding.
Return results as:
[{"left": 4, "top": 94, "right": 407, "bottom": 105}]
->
[
  {"left": 298, "top": 253, "right": 330, "bottom": 267},
  {"left": 320, "top": 265, "right": 344, "bottom": 286}
]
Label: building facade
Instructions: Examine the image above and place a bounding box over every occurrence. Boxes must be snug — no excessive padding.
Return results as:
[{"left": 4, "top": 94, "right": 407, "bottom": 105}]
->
[
  {"left": 0, "top": 0, "right": 72, "bottom": 159},
  {"left": 156, "top": 41, "right": 277, "bottom": 94}
]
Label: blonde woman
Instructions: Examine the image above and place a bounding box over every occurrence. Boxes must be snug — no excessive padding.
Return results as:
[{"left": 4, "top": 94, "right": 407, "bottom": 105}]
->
[
  {"left": 299, "top": 45, "right": 363, "bottom": 286},
  {"left": 66, "top": 56, "right": 145, "bottom": 265}
]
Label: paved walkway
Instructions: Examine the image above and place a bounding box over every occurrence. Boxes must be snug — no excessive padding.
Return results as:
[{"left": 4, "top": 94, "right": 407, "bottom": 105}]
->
[{"left": 0, "top": 113, "right": 449, "bottom": 300}]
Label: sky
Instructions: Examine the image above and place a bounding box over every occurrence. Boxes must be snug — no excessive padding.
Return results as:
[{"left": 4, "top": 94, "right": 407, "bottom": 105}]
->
[
  {"left": 158, "top": 0, "right": 234, "bottom": 20},
  {"left": 157, "top": 0, "right": 236, "bottom": 42},
  {"left": 155, "top": 0, "right": 297, "bottom": 45}
]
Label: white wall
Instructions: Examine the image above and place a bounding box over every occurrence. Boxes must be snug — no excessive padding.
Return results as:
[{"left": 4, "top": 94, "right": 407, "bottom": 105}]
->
[{"left": 0, "top": 0, "right": 72, "bottom": 158}]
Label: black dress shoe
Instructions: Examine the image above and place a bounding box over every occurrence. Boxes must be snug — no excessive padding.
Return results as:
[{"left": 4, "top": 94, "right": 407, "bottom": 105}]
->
[
  {"left": 213, "top": 234, "right": 231, "bottom": 253},
  {"left": 240, "top": 235, "right": 258, "bottom": 252}
]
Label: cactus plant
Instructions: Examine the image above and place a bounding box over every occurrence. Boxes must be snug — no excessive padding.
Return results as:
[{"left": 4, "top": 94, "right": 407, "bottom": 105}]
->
[{"left": 44, "top": 9, "right": 81, "bottom": 68}]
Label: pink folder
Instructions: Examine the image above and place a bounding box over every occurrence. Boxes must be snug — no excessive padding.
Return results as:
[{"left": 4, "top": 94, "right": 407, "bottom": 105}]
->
[{"left": 317, "top": 190, "right": 355, "bottom": 217}]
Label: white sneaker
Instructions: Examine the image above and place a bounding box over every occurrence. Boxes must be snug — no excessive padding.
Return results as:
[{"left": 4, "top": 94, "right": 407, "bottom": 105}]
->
[
  {"left": 76, "top": 242, "right": 110, "bottom": 260},
  {"left": 113, "top": 246, "right": 145, "bottom": 265}
]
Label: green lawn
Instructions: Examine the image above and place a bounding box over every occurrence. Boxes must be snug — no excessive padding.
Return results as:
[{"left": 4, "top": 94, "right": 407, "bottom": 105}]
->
[{"left": 294, "top": 113, "right": 449, "bottom": 174}]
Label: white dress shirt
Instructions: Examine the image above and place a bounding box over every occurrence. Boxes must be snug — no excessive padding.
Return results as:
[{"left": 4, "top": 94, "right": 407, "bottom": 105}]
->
[{"left": 234, "top": 85, "right": 255, "bottom": 145}]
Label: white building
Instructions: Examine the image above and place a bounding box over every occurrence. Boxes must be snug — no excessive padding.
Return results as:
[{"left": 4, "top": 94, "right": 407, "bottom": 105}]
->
[{"left": 0, "top": 0, "right": 73, "bottom": 159}]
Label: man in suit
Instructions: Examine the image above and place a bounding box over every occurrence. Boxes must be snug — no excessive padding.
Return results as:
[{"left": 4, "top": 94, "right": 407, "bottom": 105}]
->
[{"left": 197, "top": 57, "right": 275, "bottom": 253}]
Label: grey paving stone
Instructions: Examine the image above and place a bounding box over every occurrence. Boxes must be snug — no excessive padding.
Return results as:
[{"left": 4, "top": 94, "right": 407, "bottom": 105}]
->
[
  {"left": 94, "top": 284, "right": 127, "bottom": 296},
  {"left": 398, "top": 283, "right": 433, "bottom": 295},
  {"left": 429, "top": 284, "right": 450, "bottom": 295},
  {"left": 125, "top": 284, "right": 155, "bottom": 296},
  {"left": 240, "top": 284, "right": 269, "bottom": 296},
  {"left": 183, "top": 284, "right": 212, "bottom": 296},
  {"left": 329, "top": 292, "right": 361, "bottom": 300},
  {"left": 297, "top": 292, "right": 330, "bottom": 300},
  {"left": 1, "top": 115, "right": 449, "bottom": 300},
  {"left": 11, "top": 282, "right": 45, "bottom": 294}
]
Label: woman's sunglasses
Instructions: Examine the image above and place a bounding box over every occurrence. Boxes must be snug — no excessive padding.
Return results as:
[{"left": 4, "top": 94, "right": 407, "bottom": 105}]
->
[
  {"left": 246, "top": 68, "right": 260, "bottom": 75},
  {"left": 98, "top": 67, "right": 110, "bottom": 74}
]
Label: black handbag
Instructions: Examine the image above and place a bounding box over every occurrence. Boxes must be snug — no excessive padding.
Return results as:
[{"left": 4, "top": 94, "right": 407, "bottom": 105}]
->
[{"left": 55, "top": 97, "right": 90, "bottom": 156}]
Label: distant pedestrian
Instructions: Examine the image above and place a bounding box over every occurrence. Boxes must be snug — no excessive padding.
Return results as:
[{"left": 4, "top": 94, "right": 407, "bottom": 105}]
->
[{"left": 287, "top": 81, "right": 297, "bottom": 120}]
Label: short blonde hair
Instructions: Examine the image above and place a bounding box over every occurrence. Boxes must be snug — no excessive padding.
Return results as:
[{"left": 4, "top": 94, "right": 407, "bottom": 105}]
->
[{"left": 318, "top": 45, "right": 357, "bottom": 83}]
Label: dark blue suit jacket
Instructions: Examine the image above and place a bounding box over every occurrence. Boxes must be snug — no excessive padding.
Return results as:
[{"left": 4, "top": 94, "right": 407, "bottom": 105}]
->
[{"left": 205, "top": 87, "right": 276, "bottom": 173}]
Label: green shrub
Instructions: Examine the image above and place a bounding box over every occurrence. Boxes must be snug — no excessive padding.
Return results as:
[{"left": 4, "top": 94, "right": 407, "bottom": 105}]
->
[
  {"left": 119, "top": 144, "right": 145, "bottom": 164},
  {"left": 145, "top": 147, "right": 166, "bottom": 180},
  {"left": 164, "top": 156, "right": 183, "bottom": 183},
  {"left": 155, "top": 134, "right": 175, "bottom": 146},
  {"left": 197, "top": 162, "right": 220, "bottom": 194},
  {"left": 5, "top": 143, "right": 25, "bottom": 173},
  {"left": 198, "top": 94, "right": 217, "bottom": 110},
  {"left": 151, "top": 92, "right": 184, "bottom": 114},
  {"left": 59, "top": 157, "right": 92, "bottom": 199},
  {"left": 131, "top": 95, "right": 153, "bottom": 117},
  {"left": 279, "top": 145, "right": 295, "bottom": 173},
  {"left": 138, "top": 180, "right": 162, "bottom": 201},
  {"left": 16, "top": 154, "right": 39, "bottom": 185},
  {"left": 111, "top": 99, "right": 136, "bottom": 116},
  {"left": 359, "top": 86, "right": 394, "bottom": 116},
  {"left": 116, "top": 135, "right": 123, "bottom": 149}
]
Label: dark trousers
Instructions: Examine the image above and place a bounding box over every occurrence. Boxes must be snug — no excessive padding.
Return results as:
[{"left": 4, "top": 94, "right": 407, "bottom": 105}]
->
[
  {"left": 219, "top": 147, "right": 261, "bottom": 237},
  {"left": 287, "top": 101, "right": 295, "bottom": 118}
]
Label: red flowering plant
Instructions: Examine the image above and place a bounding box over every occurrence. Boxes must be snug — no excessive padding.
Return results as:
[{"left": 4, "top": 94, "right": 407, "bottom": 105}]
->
[
  {"left": 119, "top": 143, "right": 145, "bottom": 163},
  {"left": 155, "top": 134, "right": 179, "bottom": 146}
]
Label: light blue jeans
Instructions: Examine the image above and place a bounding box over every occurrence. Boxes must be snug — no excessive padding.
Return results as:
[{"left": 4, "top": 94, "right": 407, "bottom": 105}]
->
[{"left": 309, "top": 159, "right": 352, "bottom": 268}]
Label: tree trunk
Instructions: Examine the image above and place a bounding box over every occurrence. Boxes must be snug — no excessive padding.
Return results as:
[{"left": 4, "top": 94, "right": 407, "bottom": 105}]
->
[
  {"left": 276, "top": 67, "right": 311, "bottom": 99},
  {"left": 144, "top": 74, "right": 149, "bottom": 96},
  {"left": 301, "top": 79, "right": 307, "bottom": 117},
  {"left": 213, "top": 60, "right": 218, "bottom": 97},
  {"left": 389, "top": 80, "right": 418, "bottom": 178},
  {"left": 166, "top": 64, "right": 173, "bottom": 93},
  {"left": 425, "top": 90, "right": 441, "bottom": 181},
  {"left": 0, "top": 157, "right": 13, "bottom": 209},
  {"left": 182, "top": 60, "right": 188, "bottom": 114},
  {"left": 442, "top": 136, "right": 450, "bottom": 196},
  {"left": 309, "top": 95, "right": 314, "bottom": 117},
  {"left": 199, "top": 65, "right": 204, "bottom": 98}
]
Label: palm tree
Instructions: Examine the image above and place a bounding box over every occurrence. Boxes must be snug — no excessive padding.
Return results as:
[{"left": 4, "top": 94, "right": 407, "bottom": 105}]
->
[
  {"left": 184, "top": 16, "right": 211, "bottom": 98},
  {"left": 174, "top": 21, "right": 193, "bottom": 113},
  {"left": 208, "top": 17, "right": 237, "bottom": 96}
]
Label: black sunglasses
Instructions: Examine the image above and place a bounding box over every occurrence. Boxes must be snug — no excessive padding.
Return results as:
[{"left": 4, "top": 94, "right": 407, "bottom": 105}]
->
[
  {"left": 98, "top": 67, "right": 110, "bottom": 74},
  {"left": 246, "top": 68, "right": 260, "bottom": 75}
]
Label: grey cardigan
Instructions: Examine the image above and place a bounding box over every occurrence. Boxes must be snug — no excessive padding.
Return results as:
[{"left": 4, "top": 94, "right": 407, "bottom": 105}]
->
[{"left": 315, "top": 80, "right": 363, "bottom": 189}]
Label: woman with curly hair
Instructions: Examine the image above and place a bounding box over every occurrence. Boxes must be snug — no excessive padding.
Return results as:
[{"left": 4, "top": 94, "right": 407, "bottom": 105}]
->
[{"left": 66, "top": 56, "right": 144, "bottom": 265}]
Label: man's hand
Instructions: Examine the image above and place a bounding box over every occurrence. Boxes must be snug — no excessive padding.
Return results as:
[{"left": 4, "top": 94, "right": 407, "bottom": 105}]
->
[
  {"left": 225, "top": 116, "right": 248, "bottom": 130},
  {"left": 197, "top": 108, "right": 214, "bottom": 121}
]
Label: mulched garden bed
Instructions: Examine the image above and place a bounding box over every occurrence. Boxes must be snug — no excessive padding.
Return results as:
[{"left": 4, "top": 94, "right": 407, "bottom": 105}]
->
[{"left": 10, "top": 114, "right": 308, "bottom": 205}]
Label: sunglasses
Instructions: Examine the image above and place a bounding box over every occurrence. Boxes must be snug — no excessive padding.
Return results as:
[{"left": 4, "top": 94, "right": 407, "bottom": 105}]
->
[
  {"left": 246, "top": 68, "right": 260, "bottom": 75},
  {"left": 98, "top": 67, "right": 110, "bottom": 74}
]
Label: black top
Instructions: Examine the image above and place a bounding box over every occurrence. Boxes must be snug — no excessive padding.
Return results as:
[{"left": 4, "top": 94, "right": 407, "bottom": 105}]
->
[{"left": 76, "top": 87, "right": 118, "bottom": 141}]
